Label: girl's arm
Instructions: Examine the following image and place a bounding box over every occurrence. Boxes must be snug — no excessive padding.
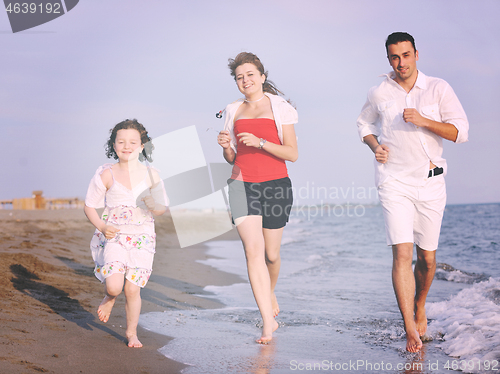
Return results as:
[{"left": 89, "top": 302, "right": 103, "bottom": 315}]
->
[
  {"left": 236, "top": 124, "right": 298, "bottom": 162},
  {"left": 142, "top": 196, "right": 168, "bottom": 216},
  {"left": 143, "top": 168, "right": 168, "bottom": 216},
  {"left": 84, "top": 168, "right": 119, "bottom": 239},
  {"left": 84, "top": 205, "right": 120, "bottom": 239}
]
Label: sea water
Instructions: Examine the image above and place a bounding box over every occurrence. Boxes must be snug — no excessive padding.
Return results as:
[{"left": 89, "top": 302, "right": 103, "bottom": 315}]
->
[{"left": 140, "top": 203, "right": 500, "bottom": 373}]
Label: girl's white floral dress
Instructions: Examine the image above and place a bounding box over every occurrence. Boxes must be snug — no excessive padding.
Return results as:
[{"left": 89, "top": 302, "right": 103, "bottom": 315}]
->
[{"left": 85, "top": 163, "right": 168, "bottom": 288}]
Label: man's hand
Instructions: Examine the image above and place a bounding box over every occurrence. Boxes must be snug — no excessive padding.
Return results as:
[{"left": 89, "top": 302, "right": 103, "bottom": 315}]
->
[
  {"left": 403, "top": 108, "right": 427, "bottom": 127},
  {"left": 404, "top": 108, "right": 459, "bottom": 142},
  {"left": 374, "top": 144, "right": 390, "bottom": 164},
  {"left": 363, "top": 134, "right": 390, "bottom": 164}
]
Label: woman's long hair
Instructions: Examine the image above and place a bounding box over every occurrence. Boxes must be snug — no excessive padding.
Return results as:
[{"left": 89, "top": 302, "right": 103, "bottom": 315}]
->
[{"left": 228, "top": 52, "right": 284, "bottom": 97}]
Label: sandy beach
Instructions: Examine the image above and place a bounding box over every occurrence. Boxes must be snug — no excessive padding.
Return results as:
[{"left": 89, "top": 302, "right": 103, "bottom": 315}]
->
[
  {"left": 0, "top": 209, "right": 240, "bottom": 374},
  {"left": 3, "top": 204, "right": 498, "bottom": 374}
]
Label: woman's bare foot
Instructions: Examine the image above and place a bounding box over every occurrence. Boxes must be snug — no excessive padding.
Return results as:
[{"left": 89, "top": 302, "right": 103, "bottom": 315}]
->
[
  {"left": 97, "top": 295, "right": 116, "bottom": 323},
  {"left": 256, "top": 319, "right": 279, "bottom": 344},
  {"left": 271, "top": 292, "right": 280, "bottom": 317},
  {"left": 126, "top": 334, "right": 143, "bottom": 348},
  {"left": 414, "top": 306, "right": 427, "bottom": 337},
  {"left": 406, "top": 328, "right": 423, "bottom": 352}
]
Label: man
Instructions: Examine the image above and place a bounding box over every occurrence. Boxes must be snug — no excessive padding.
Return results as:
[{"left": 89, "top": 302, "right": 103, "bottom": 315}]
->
[{"left": 357, "top": 32, "right": 469, "bottom": 352}]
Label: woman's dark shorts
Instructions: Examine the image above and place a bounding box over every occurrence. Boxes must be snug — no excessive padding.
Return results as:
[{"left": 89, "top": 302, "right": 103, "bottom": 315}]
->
[{"left": 227, "top": 177, "right": 293, "bottom": 229}]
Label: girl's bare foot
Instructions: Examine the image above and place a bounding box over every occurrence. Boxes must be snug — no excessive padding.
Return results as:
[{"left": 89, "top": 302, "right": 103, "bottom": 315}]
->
[
  {"left": 97, "top": 295, "right": 116, "bottom": 323},
  {"left": 256, "top": 319, "right": 279, "bottom": 344},
  {"left": 271, "top": 292, "right": 280, "bottom": 317},
  {"left": 126, "top": 334, "right": 143, "bottom": 348},
  {"left": 406, "top": 328, "right": 423, "bottom": 352}
]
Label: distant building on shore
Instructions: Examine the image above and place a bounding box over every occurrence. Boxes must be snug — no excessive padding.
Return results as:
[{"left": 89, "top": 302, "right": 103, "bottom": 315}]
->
[{"left": 0, "top": 191, "right": 84, "bottom": 210}]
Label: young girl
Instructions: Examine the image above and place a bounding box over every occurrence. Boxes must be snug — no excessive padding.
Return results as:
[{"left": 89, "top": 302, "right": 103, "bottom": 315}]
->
[
  {"left": 217, "top": 52, "right": 298, "bottom": 344},
  {"left": 84, "top": 119, "right": 168, "bottom": 348}
]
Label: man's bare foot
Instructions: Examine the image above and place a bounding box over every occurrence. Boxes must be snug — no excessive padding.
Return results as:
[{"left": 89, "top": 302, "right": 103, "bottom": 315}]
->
[
  {"left": 256, "top": 320, "right": 279, "bottom": 344},
  {"left": 97, "top": 295, "right": 116, "bottom": 323},
  {"left": 406, "top": 328, "right": 423, "bottom": 352},
  {"left": 126, "top": 334, "right": 143, "bottom": 348},
  {"left": 271, "top": 292, "right": 280, "bottom": 317},
  {"left": 414, "top": 305, "right": 427, "bottom": 337}
]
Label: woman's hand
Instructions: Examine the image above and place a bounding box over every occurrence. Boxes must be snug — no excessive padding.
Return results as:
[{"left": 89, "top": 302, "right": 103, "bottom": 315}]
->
[
  {"left": 237, "top": 132, "right": 260, "bottom": 148},
  {"left": 218, "top": 130, "right": 232, "bottom": 149},
  {"left": 101, "top": 225, "right": 120, "bottom": 239}
]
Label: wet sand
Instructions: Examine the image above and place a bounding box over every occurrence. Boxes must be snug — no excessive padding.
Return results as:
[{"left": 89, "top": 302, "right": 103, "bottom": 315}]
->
[{"left": 0, "top": 209, "right": 240, "bottom": 374}]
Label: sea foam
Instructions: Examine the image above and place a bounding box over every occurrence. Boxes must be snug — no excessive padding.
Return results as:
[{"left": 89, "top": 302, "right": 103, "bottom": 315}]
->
[{"left": 427, "top": 277, "right": 500, "bottom": 373}]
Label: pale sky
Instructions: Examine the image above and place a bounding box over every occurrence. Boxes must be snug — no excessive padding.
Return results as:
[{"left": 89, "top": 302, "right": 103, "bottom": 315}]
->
[{"left": 2, "top": 0, "right": 499, "bottom": 205}]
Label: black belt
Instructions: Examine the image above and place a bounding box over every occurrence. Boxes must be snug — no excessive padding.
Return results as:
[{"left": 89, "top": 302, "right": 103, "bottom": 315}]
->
[{"left": 428, "top": 167, "right": 443, "bottom": 178}]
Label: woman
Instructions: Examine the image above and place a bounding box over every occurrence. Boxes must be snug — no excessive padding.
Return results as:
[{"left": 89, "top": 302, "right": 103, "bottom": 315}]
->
[{"left": 217, "top": 52, "right": 298, "bottom": 344}]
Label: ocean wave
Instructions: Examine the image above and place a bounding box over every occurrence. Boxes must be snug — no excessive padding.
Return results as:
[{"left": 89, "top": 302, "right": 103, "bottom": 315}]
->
[
  {"left": 435, "top": 263, "right": 490, "bottom": 284},
  {"left": 280, "top": 236, "right": 302, "bottom": 246},
  {"left": 305, "top": 254, "right": 322, "bottom": 263},
  {"left": 427, "top": 277, "right": 500, "bottom": 373},
  {"left": 287, "top": 217, "right": 303, "bottom": 225}
]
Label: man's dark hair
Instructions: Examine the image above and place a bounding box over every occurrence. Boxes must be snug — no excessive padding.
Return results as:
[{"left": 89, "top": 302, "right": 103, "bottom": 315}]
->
[{"left": 385, "top": 32, "right": 416, "bottom": 56}]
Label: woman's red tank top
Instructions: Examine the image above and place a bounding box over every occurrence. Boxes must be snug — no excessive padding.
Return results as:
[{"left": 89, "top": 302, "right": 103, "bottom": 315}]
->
[{"left": 231, "top": 118, "right": 288, "bottom": 183}]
